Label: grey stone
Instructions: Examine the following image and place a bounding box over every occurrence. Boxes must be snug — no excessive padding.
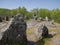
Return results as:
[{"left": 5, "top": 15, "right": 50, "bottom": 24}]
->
[
  {"left": 12, "top": 16, "right": 14, "bottom": 18},
  {"left": 35, "top": 23, "right": 49, "bottom": 39},
  {"left": 0, "top": 13, "right": 27, "bottom": 45},
  {"left": 5, "top": 16, "right": 9, "bottom": 21},
  {"left": 0, "top": 17, "right": 2, "bottom": 22},
  {"left": 34, "top": 13, "right": 37, "bottom": 20},
  {"left": 35, "top": 25, "right": 43, "bottom": 40},
  {"left": 45, "top": 16, "right": 48, "bottom": 21}
]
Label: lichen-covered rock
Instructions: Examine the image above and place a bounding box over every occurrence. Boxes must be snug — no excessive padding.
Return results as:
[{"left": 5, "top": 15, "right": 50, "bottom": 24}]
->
[
  {"left": 35, "top": 25, "right": 43, "bottom": 40},
  {"left": 0, "top": 13, "right": 27, "bottom": 45},
  {"left": 35, "top": 24, "right": 49, "bottom": 40}
]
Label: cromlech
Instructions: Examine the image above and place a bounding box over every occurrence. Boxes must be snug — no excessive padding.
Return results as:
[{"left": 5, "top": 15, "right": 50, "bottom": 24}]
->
[{"left": 0, "top": 13, "right": 27, "bottom": 45}]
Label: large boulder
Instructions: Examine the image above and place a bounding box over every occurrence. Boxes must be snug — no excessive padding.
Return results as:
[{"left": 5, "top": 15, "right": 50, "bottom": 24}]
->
[
  {"left": 0, "top": 13, "right": 27, "bottom": 45},
  {"left": 35, "top": 24, "right": 49, "bottom": 40}
]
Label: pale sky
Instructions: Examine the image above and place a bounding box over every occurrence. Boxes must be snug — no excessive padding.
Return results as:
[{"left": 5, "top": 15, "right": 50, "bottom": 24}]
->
[{"left": 0, "top": 0, "right": 60, "bottom": 11}]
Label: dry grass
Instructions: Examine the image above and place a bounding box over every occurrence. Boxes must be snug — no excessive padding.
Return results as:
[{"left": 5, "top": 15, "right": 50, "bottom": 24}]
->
[
  {"left": 27, "top": 22, "right": 60, "bottom": 45},
  {"left": 27, "top": 26, "right": 35, "bottom": 34}
]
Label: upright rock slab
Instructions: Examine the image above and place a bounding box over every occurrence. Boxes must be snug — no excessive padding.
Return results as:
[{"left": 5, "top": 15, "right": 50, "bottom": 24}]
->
[
  {"left": 5, "top": 16, "right": 9, "bottom": 21},
  {"left": 0, "top": 17, "right": 2, "bottom": 22},
  {"left": 0, "top": 13, "right": 27, "bottom": 45}
]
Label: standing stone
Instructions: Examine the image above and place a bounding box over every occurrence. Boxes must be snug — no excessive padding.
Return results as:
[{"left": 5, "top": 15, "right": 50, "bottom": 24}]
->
[
  {"left": 34, "top": 23, "right": 49, "bottom": 40},
  {"left": 34, "top": 13, "right": 37, "bottom": 20},
  {"left": 0, "top": 13, "right": 27, "bottom": 45},
  {"left": 0, "top": 17, "right": 2, "bottom": 22},
  {"left": 42, "top": 24, "right": 49, "bottom": 37},
  {"left": 45, "top": 16, "right": 48, "bottom": 21},
  {"left": 51, "top": 20, "right": 54, "bottom": 24},
  {"left": 5, "top": 16, "right": 9, "bottom": 21},
  {"left": 11, "top": 16, "right": 14, "bottom": 18}
]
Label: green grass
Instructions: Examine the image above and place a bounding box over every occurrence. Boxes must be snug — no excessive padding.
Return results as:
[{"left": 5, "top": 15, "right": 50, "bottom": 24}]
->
[{"left": 43, "top": 37, "right": 51, "bottom": 42}]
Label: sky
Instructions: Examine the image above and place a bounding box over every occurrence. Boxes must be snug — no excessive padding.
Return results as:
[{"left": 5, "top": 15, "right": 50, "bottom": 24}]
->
[{"left": 0, "top": 0, "right": 60, "bottom": 11}]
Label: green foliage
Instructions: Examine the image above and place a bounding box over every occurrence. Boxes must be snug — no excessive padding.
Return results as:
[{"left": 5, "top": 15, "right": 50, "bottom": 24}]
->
[
  {"left": 0, "top": 8, "right": 11, "bottom": 16},
  {"left": 0, "top": 7, "right": 60, "bottom": 23},
  {"left": 11, "top": 9, "right": 17, "bottom": 16},
  {"left": 51, "top": 9, "right": 60, "bottom": 23},
  {"left": 32, "top": 8, "right": 60, "bottom": 23},
  {"left": 32, "top": 8, "right": 51, "bottom": 19}
]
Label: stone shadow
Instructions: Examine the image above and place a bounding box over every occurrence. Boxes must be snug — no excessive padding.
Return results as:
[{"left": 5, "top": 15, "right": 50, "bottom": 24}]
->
[
  {"left": 27, "top": 33, "right": 55, "bottom": 45},
  {"left": 27, "top": 38, "right": 45, "bottom": 45}
]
